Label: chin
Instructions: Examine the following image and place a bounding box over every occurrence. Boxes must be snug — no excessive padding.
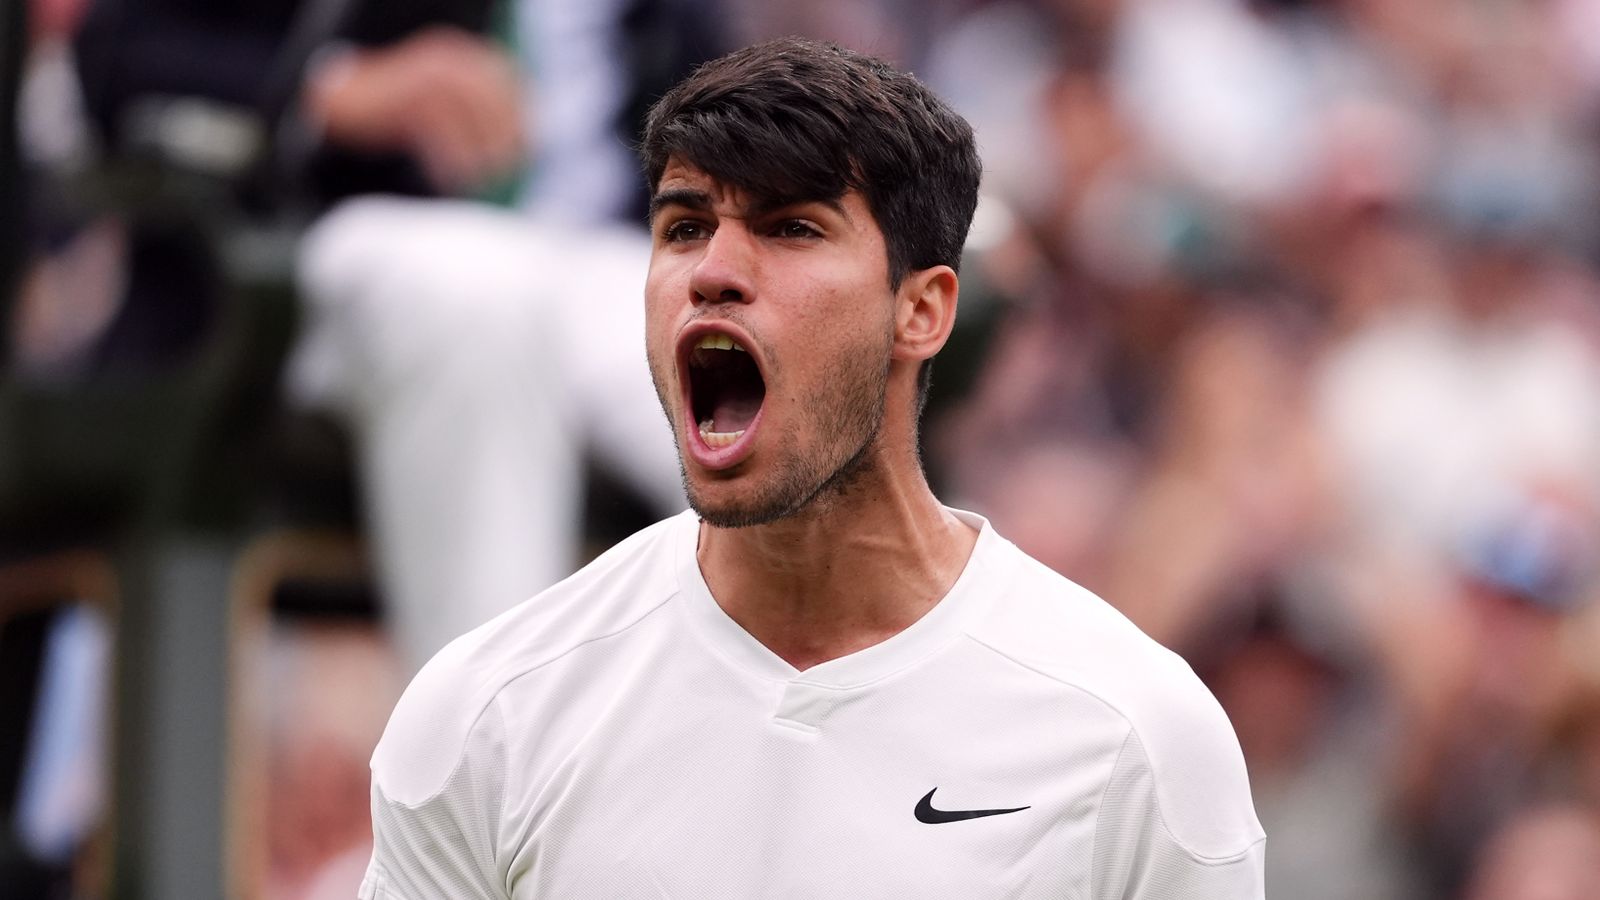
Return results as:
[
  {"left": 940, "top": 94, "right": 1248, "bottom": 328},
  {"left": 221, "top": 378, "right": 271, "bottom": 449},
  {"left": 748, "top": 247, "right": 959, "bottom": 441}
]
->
[
  {"left": 684, "top": 468, "right": 817, "bottom": 529},
  {"left": 686, "top": 442, "right": 875, "bottom": 529},
  {"left": 686, "top": 485, "right": 789, "bottom": 529}
]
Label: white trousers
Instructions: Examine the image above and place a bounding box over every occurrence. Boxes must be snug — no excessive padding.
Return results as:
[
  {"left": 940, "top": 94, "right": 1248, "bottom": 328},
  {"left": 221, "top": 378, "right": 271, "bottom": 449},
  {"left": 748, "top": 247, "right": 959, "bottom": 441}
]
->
[{"left": 291, "top": 198, "right": 685, "bottom": 670}]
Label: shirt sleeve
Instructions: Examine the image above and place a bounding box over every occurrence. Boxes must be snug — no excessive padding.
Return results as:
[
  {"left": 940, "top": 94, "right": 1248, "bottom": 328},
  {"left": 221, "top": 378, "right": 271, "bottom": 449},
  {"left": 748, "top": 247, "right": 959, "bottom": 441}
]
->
[
  {"left": 1091, "top": 728, "right": 1267, "bottom": 899},
  {"left": 361, "top": 683, "right": 511, "bottom": 898}
]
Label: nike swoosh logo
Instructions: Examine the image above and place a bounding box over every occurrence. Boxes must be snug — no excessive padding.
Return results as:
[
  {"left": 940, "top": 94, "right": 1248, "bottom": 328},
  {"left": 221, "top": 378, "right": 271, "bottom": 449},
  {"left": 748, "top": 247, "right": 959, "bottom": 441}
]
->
[{"left": 914, "top": 788, "right": 1030, "bottom": 824}]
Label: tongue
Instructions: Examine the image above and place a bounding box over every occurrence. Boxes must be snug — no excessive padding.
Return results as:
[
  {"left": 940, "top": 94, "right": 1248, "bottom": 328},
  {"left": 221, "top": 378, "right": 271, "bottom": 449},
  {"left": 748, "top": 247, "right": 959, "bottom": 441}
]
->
[{"left": 711, "top": 392, "right": 761, "bottom": 433}]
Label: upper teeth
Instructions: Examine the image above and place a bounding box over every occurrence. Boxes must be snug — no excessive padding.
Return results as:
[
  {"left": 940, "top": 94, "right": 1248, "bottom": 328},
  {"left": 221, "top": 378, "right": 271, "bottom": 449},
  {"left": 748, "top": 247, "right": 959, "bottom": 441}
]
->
[{"left": 695, "top": 334, "right": 746, "bottom": 352}]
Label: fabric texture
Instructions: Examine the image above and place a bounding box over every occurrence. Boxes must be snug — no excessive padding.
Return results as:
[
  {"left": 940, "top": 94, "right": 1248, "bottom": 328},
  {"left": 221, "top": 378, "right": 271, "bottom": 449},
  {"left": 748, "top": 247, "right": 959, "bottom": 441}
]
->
[{"left": 363, "top": 509, "right": 1265, "bottom": 898}]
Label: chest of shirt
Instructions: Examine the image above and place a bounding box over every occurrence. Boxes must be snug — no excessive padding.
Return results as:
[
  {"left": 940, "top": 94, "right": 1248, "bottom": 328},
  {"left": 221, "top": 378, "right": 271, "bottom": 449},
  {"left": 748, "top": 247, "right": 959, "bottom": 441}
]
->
[{"left": 494, "top": 639, "right": 1131, "bottom": 898}]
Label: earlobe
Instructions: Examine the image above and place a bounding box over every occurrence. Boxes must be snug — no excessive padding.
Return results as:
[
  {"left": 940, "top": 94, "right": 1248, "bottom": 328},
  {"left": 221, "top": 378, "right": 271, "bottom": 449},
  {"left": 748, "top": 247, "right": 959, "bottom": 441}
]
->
[{"left": 893, "top": 266, "right": 959, "bottom": 363}]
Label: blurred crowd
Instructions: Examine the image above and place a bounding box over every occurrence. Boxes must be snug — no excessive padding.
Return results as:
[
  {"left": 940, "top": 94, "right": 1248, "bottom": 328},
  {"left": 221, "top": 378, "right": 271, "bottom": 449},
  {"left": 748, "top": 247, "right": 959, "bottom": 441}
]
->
[
  {"left": 926, "top": 1, "right": 1600, "bottom": 898},
  {"left": 7, "top": 0, "right": 1600, "bottom": 898}
]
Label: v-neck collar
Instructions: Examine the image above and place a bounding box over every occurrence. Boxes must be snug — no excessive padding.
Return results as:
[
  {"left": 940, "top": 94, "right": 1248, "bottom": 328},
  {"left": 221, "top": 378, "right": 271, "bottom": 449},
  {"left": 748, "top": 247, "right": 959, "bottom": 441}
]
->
[{"left": 673, "top": 507, "right": 1015, "bottom": 689}]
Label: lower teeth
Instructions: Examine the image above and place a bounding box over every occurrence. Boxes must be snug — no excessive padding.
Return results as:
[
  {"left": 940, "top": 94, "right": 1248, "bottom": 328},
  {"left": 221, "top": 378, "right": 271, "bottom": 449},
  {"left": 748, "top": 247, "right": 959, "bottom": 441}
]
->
[{"left": 699, "top": 421, "right": 745, "bottom": 448}]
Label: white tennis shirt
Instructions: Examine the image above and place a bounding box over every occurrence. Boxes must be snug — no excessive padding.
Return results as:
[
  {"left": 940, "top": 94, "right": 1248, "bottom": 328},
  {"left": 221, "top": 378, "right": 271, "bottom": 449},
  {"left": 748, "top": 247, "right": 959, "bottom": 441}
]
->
[{"left": 361, "top": 509, "right": 1265, "bottom": 898}]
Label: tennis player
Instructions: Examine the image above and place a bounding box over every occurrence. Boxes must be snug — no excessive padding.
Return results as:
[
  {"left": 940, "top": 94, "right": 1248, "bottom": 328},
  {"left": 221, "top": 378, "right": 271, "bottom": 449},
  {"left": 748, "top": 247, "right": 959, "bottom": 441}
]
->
[{"left": 360, "top": 37, "right": 1265, "bottom": 898}]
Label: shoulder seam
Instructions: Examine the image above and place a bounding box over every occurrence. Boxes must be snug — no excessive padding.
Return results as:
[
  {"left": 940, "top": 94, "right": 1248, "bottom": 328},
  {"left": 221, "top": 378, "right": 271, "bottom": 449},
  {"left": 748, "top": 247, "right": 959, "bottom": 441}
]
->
[
  {"left": 1123, "top": 730, "right": 1263, "bottom": 865},
  {"left": 378, "top": 691, "right": 501, "bottom": 810},
  {"left": 486, "top": 695, "right": 509, "bottom": 886},
  {"left": 962, "top": 633, "right": 1260, "bottom": 863},
  {"left": 961, "top": 632, "right": 1137, "bottom": 729},
  {"left": 388, "top": 587, "right": 681, "bottom": 809},
  {"left": 495, "top": 586, "right": 682, "bottom": 696},
  {"left": 1089, "top": 728, "right": 1137, "bottom": 899}
]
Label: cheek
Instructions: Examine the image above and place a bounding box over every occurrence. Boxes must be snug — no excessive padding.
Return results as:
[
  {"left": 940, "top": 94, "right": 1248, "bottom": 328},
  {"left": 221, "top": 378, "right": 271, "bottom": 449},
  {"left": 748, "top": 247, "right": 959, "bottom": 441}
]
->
[
  {"left": 641, "top": 287, "right": 678, "bottom": 394},
  {"left": 642, "top": 269, "right": 678, "bottom": 346},
  {"left": 799, "top": 265, "right": 890, "bottom": 330},
  {"left": 818, "top": 275, "right": 895, "bottom": 351},
  {"left": 784, "top": 284, "right": 894, "bottom": 383}
]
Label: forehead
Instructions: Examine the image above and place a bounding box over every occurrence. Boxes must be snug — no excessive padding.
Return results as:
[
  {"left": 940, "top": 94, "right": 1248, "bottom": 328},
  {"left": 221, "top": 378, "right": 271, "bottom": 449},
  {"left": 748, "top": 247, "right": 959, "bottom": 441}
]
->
[
  {"left": 653, "top": 159, "right": 745, "bottom": 206},
  {"left": 653, "top": 158, "right": 883, "bottom": 238}
]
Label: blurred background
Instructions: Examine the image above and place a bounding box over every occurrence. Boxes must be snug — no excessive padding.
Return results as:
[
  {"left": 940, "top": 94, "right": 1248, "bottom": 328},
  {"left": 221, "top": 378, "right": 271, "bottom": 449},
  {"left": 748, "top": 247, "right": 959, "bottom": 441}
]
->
[{"left": 4, "top": 0, "right": 1600, "bottom": 897}]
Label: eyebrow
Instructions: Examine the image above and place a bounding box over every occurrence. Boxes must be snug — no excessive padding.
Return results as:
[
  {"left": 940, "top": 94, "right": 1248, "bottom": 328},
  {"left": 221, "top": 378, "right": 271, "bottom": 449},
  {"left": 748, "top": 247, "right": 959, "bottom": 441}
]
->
[
  {"left": 648, "top": 187, "right": 712, "bottom": 223},
  {"left": 648, "top": 187, "right": 851, "bottom": 225}
]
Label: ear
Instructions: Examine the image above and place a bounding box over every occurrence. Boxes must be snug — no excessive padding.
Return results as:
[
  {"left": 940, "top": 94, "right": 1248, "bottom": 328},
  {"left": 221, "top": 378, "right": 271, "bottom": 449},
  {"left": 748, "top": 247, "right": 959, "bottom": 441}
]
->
[{"left": 892, "top": 265, "right": 959, "bottom": 364}]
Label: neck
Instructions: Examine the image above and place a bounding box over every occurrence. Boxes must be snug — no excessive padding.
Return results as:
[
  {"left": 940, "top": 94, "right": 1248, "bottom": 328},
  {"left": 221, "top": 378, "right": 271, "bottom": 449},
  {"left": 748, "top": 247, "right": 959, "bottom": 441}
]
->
[{"left": 696, "top": 437, "right": 979, "bottom": 671}]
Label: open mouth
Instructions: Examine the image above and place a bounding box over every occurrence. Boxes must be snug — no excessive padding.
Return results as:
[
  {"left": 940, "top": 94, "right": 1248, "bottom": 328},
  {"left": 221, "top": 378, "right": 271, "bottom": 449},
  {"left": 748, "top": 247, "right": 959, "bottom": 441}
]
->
[{"left": 686, "top": 332, "right": 767, "bottom": 449}]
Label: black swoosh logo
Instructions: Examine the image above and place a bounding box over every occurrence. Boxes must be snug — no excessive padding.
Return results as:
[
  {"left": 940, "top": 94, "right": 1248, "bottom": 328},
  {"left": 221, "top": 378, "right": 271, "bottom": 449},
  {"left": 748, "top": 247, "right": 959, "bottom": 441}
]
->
[{"left": 914, "top": 788, "right": 1030, "bottom": 824}]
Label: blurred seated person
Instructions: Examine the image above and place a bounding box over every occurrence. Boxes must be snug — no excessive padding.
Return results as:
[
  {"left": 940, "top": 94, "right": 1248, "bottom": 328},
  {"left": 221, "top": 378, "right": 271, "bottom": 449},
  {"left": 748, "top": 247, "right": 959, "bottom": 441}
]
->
[
  {"left": 68, "top": 0, "right": 718, "bottom": 669},
  {"left": 73, "top": 0, "right": 522, "bottom": 205}
]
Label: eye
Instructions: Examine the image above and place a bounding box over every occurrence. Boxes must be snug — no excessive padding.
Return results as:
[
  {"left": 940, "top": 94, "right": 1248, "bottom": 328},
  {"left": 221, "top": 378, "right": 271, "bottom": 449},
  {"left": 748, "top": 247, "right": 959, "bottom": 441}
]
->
[
  {"left": 774, "top": 220, "right": 821, "bottom": 239},
  {"left": 662, "top": 219, "right": 710, "bottom": 243}
]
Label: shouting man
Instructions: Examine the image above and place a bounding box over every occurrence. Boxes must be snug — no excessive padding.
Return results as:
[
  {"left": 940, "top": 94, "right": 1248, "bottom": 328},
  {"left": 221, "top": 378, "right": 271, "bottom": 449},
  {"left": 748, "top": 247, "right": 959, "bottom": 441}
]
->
[{"left": 361, "top": 37, "right": 1265, "bottom": 898}]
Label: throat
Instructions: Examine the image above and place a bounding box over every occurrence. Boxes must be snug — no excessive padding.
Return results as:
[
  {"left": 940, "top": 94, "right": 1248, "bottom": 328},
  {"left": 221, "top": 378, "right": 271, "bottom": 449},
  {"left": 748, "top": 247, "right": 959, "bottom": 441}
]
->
[
  {"left": 725, "top": 584, "right": 937, "bottom": 672},
  {"left": 696, "top": 507, "right": 981, "bottom": 670}
]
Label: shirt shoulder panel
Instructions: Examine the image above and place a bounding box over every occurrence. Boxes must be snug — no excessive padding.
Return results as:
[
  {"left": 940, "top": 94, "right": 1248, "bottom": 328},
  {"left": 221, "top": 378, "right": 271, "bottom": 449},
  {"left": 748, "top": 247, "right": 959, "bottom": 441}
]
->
[
  {"left": 965, "top": 542, "right": 1264, "bottom": 861},
  {"left": 371, "top": 513, "right": 689, "bottom": 806},
  {"left": 1091, "top": 729, "right": 1267, "bottom": 899},
  {"left": 366, "top": 698, "right": 509, "bottom": 897}
]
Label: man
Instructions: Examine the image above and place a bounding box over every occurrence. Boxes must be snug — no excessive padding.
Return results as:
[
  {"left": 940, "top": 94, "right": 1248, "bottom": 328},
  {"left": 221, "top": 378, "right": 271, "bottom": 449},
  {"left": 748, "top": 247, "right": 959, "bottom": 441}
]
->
[{"left": 362, "top": 37, "right": 1265, "bottom": 898}]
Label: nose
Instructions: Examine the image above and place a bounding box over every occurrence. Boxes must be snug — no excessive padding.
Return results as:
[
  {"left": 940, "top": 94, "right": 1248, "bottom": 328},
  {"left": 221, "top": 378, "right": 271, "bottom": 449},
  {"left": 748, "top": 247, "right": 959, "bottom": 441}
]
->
[{"left": 689, "top": 225, "right": 756, "bottom": 305}]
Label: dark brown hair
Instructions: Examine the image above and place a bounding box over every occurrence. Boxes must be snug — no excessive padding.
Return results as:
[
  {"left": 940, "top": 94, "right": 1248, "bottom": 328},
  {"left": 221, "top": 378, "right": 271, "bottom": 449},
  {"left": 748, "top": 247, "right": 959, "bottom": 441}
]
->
[{"left": 640, "top": 37, "right": 982, "bottom": 290}]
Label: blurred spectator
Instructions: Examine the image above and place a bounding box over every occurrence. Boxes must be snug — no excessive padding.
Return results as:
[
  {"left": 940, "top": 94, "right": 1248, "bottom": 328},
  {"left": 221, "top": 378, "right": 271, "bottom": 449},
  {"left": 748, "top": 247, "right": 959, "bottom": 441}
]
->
[
  {"left": 1204, "top": 590, "right": 1423, "bottom": 900},
  {"left": 1463, "top": 803, "right": 1600, "bottom": 900},
  {"left": 1312, "top": 227, "right": 1600, "bottom": 582},
  {"left": 285, "top": 0, "right": 726, "bottom": 670},
  {"left": 1102, "top": 303, "right": 1325, "bottom": 652},
  {"left": 53, "top": 0, "right": 725, "bottom": 671},
  {"left": 15, "top": 0, "right": 525, "bottom": 378},
  {"left": 262, "top": 621, "right": 400, "bottom": 900},
  {"left": 73, "top": 0, "right": 521, "bottom": 204},
  {"left": 291, "top": 201, "right": 688, "bottom": 669},
  {"left": 1386, "top": 499, "right": 1600, "bottom": 894}
]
